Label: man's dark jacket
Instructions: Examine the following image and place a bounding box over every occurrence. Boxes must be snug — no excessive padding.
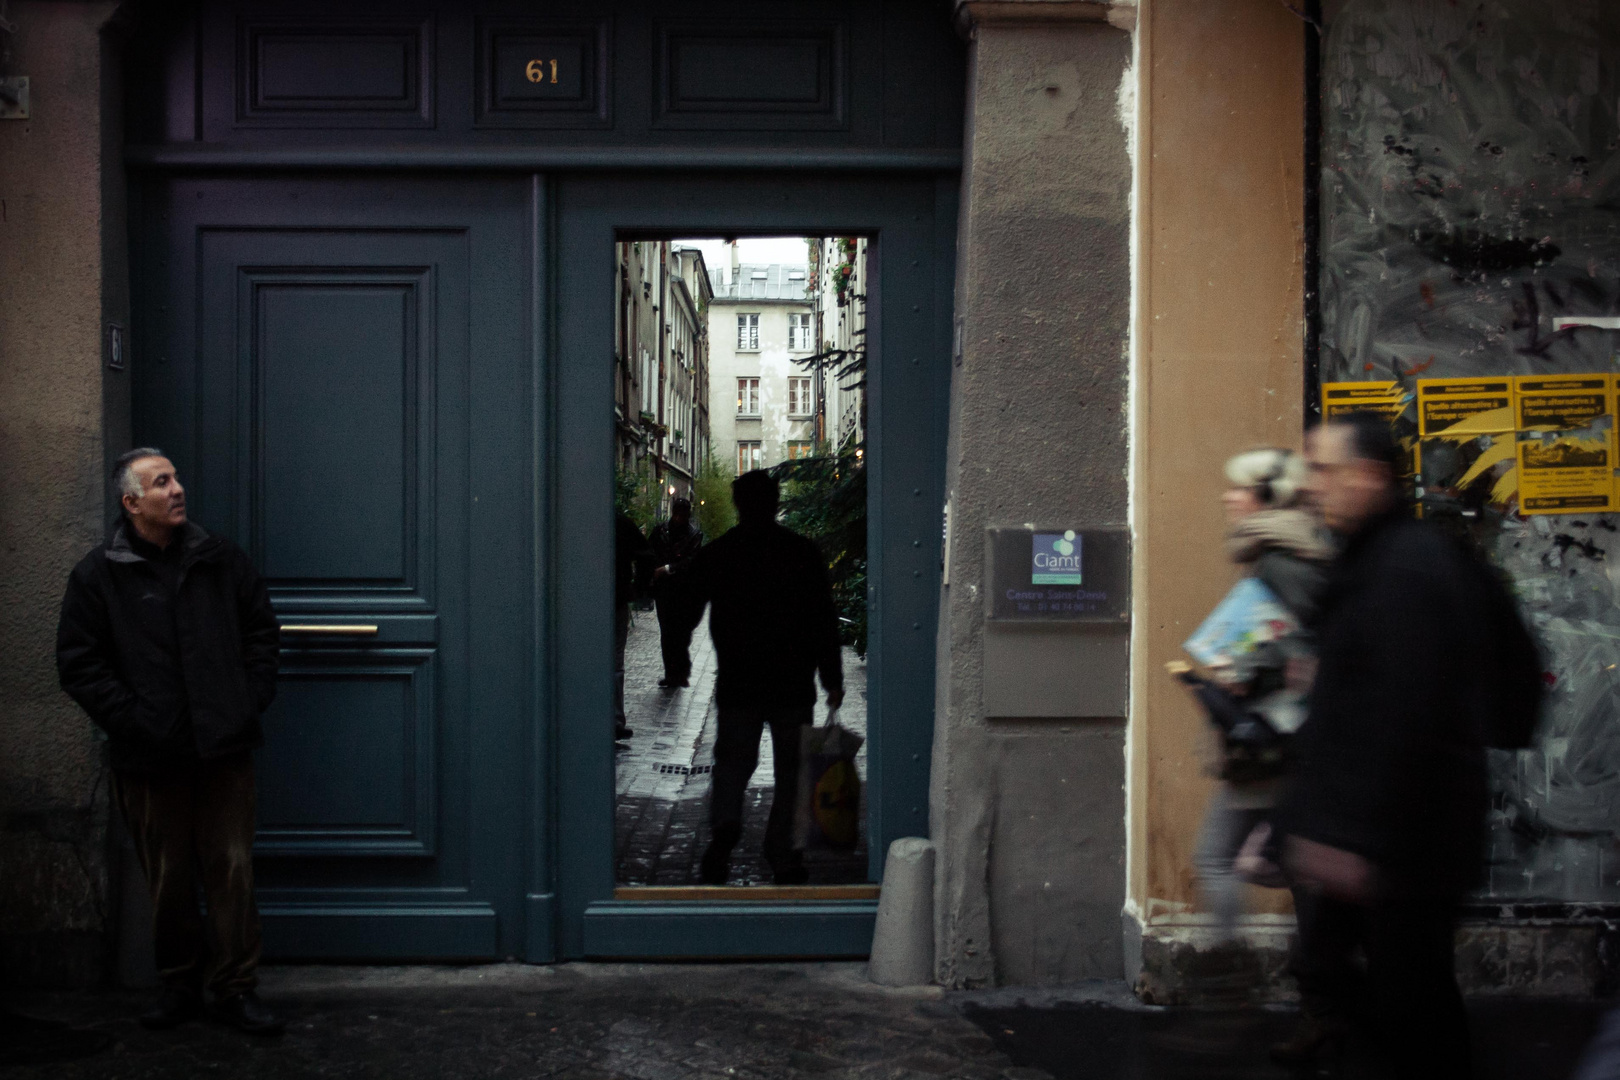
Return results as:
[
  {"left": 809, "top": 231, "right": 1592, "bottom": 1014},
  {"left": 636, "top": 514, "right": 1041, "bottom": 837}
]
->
[
  {"left": 57, "top": 521, "right": 280, "bottom": 771},
  {"left": 1278, "top": 508, "right": 1491, "bottom": 895},
  {"left": 689, "top": 519, "right": 842, "bottom": 709},
  {"left": 615, "top": 513, "right": 650, "bottom": 607},
  {"left": 648, "top": 519, "right": 704, "bottom": 573}
]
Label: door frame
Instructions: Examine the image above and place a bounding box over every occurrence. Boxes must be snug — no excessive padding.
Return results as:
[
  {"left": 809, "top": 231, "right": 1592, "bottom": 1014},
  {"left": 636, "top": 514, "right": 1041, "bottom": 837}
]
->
[{"left": 548, "top": 171, "right": 957, "bottom": 960}]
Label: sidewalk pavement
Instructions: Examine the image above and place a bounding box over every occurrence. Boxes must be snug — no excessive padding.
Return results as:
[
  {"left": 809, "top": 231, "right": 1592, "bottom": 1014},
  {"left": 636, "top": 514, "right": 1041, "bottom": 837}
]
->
[
  {"left": 1, "top": 964, "right": 1603, "bottom": 1079},
  {"left": 615, "top": 609, "right": 869, "bottom": 885}
]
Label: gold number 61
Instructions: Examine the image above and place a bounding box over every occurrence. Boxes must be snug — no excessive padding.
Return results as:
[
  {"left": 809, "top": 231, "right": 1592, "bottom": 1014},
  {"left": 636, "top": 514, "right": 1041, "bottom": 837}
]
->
[{"left": 525, "top": 59, "right": 559, "bottom": 84}]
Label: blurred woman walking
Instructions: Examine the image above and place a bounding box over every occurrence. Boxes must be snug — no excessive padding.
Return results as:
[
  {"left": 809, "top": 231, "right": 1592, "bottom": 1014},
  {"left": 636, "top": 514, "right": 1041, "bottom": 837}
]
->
[{"left": 1187, "top": 447, "right": 1332, "bottom": 940}]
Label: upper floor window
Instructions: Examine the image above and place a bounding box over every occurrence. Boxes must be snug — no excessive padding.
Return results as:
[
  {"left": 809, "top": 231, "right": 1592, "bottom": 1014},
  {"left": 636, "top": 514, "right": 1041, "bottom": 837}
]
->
[
  {"left": 737, "top": 441, "right": 763, "bottom": 473},
  {"left": 737, "top": 313, "right": 760, "bottom": 351},
  {"left": 737, "top": 377, "right": 760, "bottom": 416},
  {"left": 788, "top": 313, "right": 813, "bottom": 352},
  {"left": 788, "top": 377, "right": 812, "bottom": 417}
]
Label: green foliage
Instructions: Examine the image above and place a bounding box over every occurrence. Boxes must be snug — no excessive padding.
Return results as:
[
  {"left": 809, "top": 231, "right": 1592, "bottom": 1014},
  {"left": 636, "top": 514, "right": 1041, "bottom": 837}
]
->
[
  {"left": 772, "top": 442, "right": 868, "bottom": 657},
  {"left": 614, "top": 459, "right": 660, "bottom": 533},
  {"left": 693, "top": 448, "right": 737, "bottom": 540}
]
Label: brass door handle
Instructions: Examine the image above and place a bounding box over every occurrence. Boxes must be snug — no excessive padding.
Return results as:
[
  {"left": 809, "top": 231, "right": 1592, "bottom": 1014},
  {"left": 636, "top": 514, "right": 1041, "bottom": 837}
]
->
[{"left": 279, "top": 624, "right": 380, "bottom": 636}]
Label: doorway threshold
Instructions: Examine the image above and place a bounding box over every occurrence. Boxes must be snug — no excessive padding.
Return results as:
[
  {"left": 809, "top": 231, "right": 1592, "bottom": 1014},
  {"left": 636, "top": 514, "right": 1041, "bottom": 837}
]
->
[{"left": 614, "top": 885, "right": 879, "bottom": 902}]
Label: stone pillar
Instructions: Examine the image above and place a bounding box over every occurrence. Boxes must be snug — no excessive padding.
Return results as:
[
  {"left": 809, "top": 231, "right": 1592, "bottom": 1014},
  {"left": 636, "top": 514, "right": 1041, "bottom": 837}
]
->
[
  {"left": 0, "top": 0, "right": 127, "bottom": 986},
  {"left": 932, "top": 0, "right": 1135, "bottom": 987}
]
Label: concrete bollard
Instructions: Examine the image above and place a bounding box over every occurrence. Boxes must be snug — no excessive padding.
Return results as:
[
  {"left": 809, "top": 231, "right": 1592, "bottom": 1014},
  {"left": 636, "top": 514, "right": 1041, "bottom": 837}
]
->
[{"left": 867, "top": 837, "right": 936, "bottom": 986}]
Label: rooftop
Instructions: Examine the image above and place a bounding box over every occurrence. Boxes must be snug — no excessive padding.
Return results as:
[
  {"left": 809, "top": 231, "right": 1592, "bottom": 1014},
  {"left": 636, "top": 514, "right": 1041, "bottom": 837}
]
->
[{"left": 709, "top": 263, "right": 813, "bottom": 303}]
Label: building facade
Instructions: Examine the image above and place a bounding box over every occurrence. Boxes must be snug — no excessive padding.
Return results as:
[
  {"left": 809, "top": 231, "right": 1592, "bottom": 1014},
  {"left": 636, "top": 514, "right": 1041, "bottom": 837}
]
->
[
  {"left": 1, "top": 0, "right": 1614, "bottom": 999},
  {"left": 810, "top": 236, "right": 869, "bottom": 453},
  {"left": 615, "top": 241, "right": 712, "bottom": 508},
  {"left": 706, "top": 254, "right": 818, "bottom": 473}
]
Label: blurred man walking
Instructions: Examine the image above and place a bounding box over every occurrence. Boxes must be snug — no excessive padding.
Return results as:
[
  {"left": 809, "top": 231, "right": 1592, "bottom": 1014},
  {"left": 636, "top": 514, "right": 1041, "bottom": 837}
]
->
[{"left": 1276, "top": 412, "right": 1535, "bottom": 1078}]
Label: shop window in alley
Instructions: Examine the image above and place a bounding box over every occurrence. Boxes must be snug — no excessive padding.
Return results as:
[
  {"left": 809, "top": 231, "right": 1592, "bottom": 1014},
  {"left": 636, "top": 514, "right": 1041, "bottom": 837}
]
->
[
  {"left": 737, "top": 440, "right": 763, "bottom": 472},
  {"left": 1320, "top": 2, "right": 1620, "bottom": 903},
  {"left": 786, "top": 441, "right": 813, "bottom": 460}
]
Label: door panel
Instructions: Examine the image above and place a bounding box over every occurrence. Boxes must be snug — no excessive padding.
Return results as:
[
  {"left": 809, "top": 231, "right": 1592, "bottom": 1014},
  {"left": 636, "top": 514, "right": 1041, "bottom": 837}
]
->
[
  {"left": 200, "top": 231, "right": 451, "bottom": 610},
  {"left": 255, "top": 651, "right": 437, "bottom": 858},
  {"left": 133, "top": 177, "right": 534, "bottom": 959},
  {"left": 255, "top": 280, "right": 414, "bottom": 582}
]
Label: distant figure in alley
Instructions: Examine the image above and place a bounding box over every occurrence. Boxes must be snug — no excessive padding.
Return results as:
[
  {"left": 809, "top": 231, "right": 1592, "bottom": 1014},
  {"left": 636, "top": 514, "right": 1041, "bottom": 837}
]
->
[
  {"left": 648, "top": 497, "right": 705, "bottom": 688},
  {"left": 56, "top": 449, "right": 285, "bottom": 1036},
  {"left": 614, "top": 511, "right": 651, "bottom": 742},
  {"left": 689, "top": 470, "right": 843, "bottom": 885}
]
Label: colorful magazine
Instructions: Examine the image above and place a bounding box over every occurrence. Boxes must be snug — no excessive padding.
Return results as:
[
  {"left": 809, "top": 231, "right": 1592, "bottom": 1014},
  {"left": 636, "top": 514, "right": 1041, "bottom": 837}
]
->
[{"left": 1182, "top": 577, "right": 1300, "bottom": 670}]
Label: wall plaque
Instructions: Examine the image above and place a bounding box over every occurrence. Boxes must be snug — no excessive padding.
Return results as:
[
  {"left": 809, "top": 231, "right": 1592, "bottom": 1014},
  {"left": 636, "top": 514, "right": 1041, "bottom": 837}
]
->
[{"left": 985, "top": 526, "right": 1129, "bottom": 623}]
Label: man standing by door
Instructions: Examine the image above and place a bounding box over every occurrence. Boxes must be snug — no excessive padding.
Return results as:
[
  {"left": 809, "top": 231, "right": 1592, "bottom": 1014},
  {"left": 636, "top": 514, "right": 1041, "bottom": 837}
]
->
[
  {"left": 56, "top": 449, "right": 284, "bottom": 1035},
  {"left": 689, "top": 470, "right": 843, "bottom": 885},
  {"left": 648, "top": 497, "right": 704, "bottom": 688}
]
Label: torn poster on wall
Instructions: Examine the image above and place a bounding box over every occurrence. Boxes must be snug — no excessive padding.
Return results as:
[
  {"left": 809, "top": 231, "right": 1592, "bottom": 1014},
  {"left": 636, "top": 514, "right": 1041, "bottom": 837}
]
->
[
  {"left": 1322, "top": 0, "right": 1620, "bottom": 901},
  {"left": 1417, "top": 378, "right": 1515, "bottom": 438}
]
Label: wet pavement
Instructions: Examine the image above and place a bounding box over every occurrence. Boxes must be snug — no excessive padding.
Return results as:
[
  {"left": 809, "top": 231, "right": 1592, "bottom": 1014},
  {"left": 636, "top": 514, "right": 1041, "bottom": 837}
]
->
[
  {"left": 1, "top": 965, "right": 1604, "bottom": 1079},
  {"left": 614, "top": 609, "right": 869, "bottom": 886},
  {"left": 960, "top": 983, "right": 1603, "bottom": 1080},
  {"left": 2, "top": 964, "right": 990, "bottom": 1079}
]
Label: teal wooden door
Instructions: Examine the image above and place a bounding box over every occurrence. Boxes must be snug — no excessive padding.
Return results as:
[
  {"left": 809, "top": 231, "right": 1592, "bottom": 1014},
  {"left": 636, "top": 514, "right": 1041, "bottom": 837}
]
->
[{"left": 132, "top": 176, "right": 539, "bottom": 960}]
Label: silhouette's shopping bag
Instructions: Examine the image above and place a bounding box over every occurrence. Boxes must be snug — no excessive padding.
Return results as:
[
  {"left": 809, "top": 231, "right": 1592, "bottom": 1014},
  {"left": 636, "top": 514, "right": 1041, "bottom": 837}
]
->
[{"left": 793, "top": 709, "right": 864, "bottom": 851}]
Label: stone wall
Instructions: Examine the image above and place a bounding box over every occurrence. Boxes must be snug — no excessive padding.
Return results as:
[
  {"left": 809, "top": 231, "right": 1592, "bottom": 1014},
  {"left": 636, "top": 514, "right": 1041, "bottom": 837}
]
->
[
  {"left": 0, "top": 0, "right": 125, "bottom": 987},
  {"left": 933, "top": 2, "right": 1135, "bottom": 987}
]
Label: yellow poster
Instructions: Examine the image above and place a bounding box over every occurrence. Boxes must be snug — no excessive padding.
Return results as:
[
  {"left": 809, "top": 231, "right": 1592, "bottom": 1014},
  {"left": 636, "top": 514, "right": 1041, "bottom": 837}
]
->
[
  {"left": 1322, "top": 381, "right": 1405, "bottom": 420},
  {"left": 1417, "top": 377, "right": 1514, "bottom": 437},
  {"left": 1516, "top": 433, "right": 1616, "bottom": 514},
  {"left": 1515, "top": 375, "right": 1612, "bottom": 431}
]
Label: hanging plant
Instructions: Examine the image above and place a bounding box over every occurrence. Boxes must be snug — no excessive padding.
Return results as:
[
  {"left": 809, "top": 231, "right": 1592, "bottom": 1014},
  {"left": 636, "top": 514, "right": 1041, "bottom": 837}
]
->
[{"left": 833, "top": 260, "right": 855, "bottom": 303}]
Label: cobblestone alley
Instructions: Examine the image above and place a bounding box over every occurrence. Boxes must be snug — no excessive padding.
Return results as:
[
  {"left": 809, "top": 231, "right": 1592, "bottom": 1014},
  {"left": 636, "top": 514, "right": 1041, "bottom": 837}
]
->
[{"left": 615, "top": 608, "right": 870, "bottom": 886}]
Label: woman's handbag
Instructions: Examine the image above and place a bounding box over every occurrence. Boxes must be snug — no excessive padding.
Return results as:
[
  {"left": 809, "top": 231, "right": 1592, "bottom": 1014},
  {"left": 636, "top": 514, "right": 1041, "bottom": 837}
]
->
[{"left": 1169, "top": 664, "right": 1290, "bottom": 783}]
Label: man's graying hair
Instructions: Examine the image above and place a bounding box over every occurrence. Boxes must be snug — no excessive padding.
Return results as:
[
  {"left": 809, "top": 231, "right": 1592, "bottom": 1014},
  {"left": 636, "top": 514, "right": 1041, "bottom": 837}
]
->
[
  {"left": 1325, "top": 411, "right": 1401, "bottom": 472},
  {"left": 114, "top": 448, "right": 166, "bottom": 503}
]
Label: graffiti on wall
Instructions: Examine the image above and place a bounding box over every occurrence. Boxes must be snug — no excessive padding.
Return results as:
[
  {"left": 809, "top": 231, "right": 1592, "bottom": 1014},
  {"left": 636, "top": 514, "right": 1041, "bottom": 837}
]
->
[{"left": 1322, "top": 0, "right": 1620, "bottom": 899}]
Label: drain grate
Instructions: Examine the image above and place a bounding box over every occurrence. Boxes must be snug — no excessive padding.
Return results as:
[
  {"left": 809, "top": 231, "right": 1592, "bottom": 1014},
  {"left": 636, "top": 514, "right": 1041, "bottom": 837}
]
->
[{"left": 654, "top": 763, "right": 713, "bottom": 776}]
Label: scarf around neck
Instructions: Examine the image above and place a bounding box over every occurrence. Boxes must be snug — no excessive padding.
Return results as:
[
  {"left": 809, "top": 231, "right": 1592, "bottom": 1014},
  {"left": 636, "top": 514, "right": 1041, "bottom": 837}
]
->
[{"left": 1225, "top": 507, "right": 1335, "bottom": 565}]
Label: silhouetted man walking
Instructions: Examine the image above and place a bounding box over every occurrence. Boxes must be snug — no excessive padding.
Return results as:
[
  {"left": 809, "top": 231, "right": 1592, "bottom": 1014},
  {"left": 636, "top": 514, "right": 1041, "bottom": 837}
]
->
[
  {"left": 56, "top": 449, "right": 284, "bottom": 1035},
  {"left": 648, "top": 498, "right": 704, "bottom": 687},
  {"left": 690, "top": 470, "right": 843, "bottom": 885}
]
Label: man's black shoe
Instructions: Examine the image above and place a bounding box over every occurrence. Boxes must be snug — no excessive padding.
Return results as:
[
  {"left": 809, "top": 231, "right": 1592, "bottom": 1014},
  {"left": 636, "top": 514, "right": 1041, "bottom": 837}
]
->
[
  {"left": 615, "top": 724, "right": 634, "bottom": 740},
  {"left": 699, "top": 840, "right": 730, "bottom": 885},
  {"left": 210, "top": 991, "right": 285, "bottom": 1036},
  {"left": 138, "top": 986, "right": 202, "bottom": 1030},
  {"left": 771, "top": 858, "right": 810, "bottom": 886}
]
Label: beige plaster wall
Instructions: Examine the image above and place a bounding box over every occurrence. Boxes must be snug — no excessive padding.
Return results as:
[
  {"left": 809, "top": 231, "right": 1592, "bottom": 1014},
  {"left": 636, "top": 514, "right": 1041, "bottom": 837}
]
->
[
  {"left": 0, "top": 0, "right": 124, "bottom": 985},
  {"left": 1127, "top": 0, "right": 1306, "bottom": 932}
]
